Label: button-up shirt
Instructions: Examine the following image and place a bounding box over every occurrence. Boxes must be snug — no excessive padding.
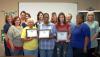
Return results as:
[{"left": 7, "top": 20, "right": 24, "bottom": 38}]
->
[{"left": 39, "top": 22, "right": 56, "bottom": 50}]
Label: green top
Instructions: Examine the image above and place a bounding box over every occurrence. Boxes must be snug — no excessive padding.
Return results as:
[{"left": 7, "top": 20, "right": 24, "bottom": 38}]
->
[{"left": 85, "top": 21, "right": 99, "bottom": 48}]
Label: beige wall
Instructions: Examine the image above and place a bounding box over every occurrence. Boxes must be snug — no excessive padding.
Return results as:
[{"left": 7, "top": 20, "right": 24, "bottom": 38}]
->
[{"left": 0, "top": 0, "right": 99, "bottom": 30}]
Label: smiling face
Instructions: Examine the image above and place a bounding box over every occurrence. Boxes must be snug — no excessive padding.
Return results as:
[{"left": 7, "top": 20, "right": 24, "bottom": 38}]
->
[
  {"left": 27, "top": 19, "right": 34, "bottom": 28},
  {"left": 39, "top": 13, "right": 44, "bottom": 21},
  {"left": 76, "top": 15, "right": 84, "bottom": 25},
  {"left": 43, "top": 13, "right": 49, "bottom": 24},
  {"left": 7, "top": 15, "right": 13, "bottom": 24},
  {"left": 87, "top": 15, "right": 94, "bottom": 22},
  {"left": 66, "top": 15, "right": 72, "bottom": 22},
  {"left": 51, "top": 13, "right": 57, "bottom": 22},
  {"left": 20, "top": 12, "right": 26, "bottom": 19},
  {"left": 15, "top": 18, "right": 21, "bottom": 26}
]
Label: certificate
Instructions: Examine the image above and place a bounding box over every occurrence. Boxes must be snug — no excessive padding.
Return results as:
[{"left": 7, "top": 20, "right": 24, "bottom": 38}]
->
[
  {"left": 26, "top": 29, "right": 38, "bottom": 38},
  {"left": 57, "top": 32, "right": 67, "bottom": 41},
  {"left": 39, "top": 30, "right": 50, "bottom": 39}
]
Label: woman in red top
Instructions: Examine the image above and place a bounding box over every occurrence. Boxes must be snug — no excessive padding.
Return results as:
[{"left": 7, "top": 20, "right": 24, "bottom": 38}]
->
[{"left": 53, "top": 12, "right": 71, "bottom": 57}]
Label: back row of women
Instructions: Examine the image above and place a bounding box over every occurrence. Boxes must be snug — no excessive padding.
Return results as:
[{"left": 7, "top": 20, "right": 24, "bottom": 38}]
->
[{"left": 3, "top": 11, "right": 99, "bottom": 57}]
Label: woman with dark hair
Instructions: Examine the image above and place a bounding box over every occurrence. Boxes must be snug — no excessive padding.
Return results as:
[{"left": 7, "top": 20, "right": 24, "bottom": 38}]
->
[
  {"left": 51, "top": 12, "right": 57, "bottom": 24},
  {"left": 36, "top": 11, "right": 44, "bottom": 28},
  {"left": 70, "top": 13, "right": 90, "bottom": 57},
  {"left": 39, "top": 13, "right": 56, "bottom": 57},
  {"left": 26, "top": 13, "right": 31, "bottom": 19},
  {"left": 20, "top": 11, "right": 27, "bottom": 28},
  {"left": 54, "top": 12, "right": 71, "bottom": 57},
  {"left": 3, "top": 15, "right": 13, "bottom": 56}
]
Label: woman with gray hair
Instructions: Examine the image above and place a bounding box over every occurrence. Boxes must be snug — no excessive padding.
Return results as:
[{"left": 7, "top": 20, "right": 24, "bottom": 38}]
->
[
  {"left": 21, "top": 18, "right": 38, "bottom": 57},
  {"left": 85, "top": 12, "right": 99, "bottom": 57}
]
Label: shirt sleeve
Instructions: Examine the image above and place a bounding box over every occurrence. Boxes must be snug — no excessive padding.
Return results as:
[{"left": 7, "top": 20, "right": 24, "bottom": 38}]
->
[
  {"left": 95, "top": 21, "right": 99, "bottom": 33},
  {"left": 3, "top": 24, "right": 10, "bottom": 33},
  {"left": 82, "top": 24, "right": 90, "bottom": 38}
]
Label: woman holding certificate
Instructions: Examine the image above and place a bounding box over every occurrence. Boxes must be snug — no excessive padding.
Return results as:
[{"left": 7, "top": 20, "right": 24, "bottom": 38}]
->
[
  {"left": 7, "top": 16, "right": 23, "bottom": 55},
  {"left": 54, "top": 12, "right": 71, "bottom": 57},
  {"left": 21, "top": 19, "right": 38, "bottom": 57},
  {"left": 38, "top": 13, "right": 56, "bottom": 57},
  {"left": 70, "top": 13, "right": 90, "bottom": 57}
]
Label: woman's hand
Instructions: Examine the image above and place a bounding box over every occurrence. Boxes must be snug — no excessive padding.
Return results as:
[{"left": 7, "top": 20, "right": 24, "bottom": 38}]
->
[{"left": 83, "top": 47, "right": 87, "bottom": 53}]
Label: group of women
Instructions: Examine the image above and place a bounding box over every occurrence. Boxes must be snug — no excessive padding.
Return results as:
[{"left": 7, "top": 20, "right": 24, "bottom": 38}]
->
[{"left": 3, "top": 11, "right": 99, "bottom": 57}]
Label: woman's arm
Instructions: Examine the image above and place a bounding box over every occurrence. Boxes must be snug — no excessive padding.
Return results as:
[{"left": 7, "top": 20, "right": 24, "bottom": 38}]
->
[
  {"left": 21, "top": 38, "right": 33, "bottom": 42},
  {"left": 7, "top": 26, "right": 14, "bottom": 51},
  {"left": 84, "top": 36, "right": 89, "bottom": 53},
  {"left": 92, "top": 21, "right": 99, "bottom": 40}
]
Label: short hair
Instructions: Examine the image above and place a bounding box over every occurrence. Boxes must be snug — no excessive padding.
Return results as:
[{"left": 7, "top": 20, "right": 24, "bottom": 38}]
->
[
  {"left": 27, "top": 18, "right": 34, "bottom": 24},
  {"left": 26, "top": 13, "right": 31, "bottom": 18},
  {"left": 66, "top": 13, "right": 72, "bottom": 19},
  {"left": 20, "top": 11, "right": 26, "bottom": 15},
  {"left": 86, "top": 11, "right": 95, "bottom": 21},
  {"left": 37, "top": 11, "right": 43, "bottom": 21},
  {"left": 13, "top": 16, "right": 21, "bottom": 25},
  {"left": 58, "top": 12, "right": 66, "bottom": 24},
  {"left": 77, "top": 13, "right": 84, "bottom": 22},
  {"left": 52, "top": 12, "right": 57, "bottom": 17},
  {"left": 43, "top": 13, "right": 49, "bottom": 18}
]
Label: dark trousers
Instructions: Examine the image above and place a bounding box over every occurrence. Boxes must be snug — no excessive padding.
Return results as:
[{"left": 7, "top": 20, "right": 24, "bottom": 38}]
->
[
  {"left": 73, "top": 48, "right": 87, "bottom": 57},
  {"left": 4, "top": 39, "right": 11, "bottom": 56},
  {"left": 87, "top": 48, "right": 97, "bottom": 57},
  {"left": 53, "top": 42, "right": 67, "bottom": 57}
]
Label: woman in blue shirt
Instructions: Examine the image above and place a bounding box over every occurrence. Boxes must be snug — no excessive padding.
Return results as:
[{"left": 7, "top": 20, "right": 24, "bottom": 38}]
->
[
  {"left": 3, "top": 15, "right": 13, "bottom": 56},
  {"left": 71, "top": 13, "right": 90, "bottom": 57}
]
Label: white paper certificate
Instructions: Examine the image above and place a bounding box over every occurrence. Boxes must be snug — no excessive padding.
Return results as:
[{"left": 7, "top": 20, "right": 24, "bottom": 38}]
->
[
  {"left": 39, "top": 30, "right": 50, "bottom": 38},
  {"left": 57, "top": 32, "right": 67, "bottom": 41},
  {"left": 26, "top": 29, "right": 37, "bottom": 38}
]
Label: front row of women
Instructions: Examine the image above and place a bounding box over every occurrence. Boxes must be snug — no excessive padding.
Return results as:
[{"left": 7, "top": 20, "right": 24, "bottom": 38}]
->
[{"left": 4, "top": 12, "right": 99, "bottom": 57}]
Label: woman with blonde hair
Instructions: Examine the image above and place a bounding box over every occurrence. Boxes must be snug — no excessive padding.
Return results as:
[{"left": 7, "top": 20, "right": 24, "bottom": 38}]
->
[{"left": 85, "top": 12, "right": 99, "bottom": 57}]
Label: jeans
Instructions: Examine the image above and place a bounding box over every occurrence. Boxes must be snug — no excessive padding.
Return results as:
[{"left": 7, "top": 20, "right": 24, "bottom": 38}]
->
[
  {"left": 24, "top": 49, "right": 38, "bottom": 57},
  {"left": 66, "top": 43, "right": 73, "bottom": 57},
  {"left": 4, "top": 39, "right": 11, "bottom": 56},
  {"left": 40, "top": 49, "right": 53, "bottom": 57},
  {"left": 14, "top": 49, "right": 24, "bottom": 56},
  {"left": 53, "top": 42, "right": 67, "bottom": 57}
]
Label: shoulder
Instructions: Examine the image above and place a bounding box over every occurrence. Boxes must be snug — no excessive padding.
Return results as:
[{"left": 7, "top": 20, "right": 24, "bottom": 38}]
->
[
  {"left": 9, "top": 25, "right": 15, "bottom": 30},
  {"left": 94, "top": 21, "right": 99, "bottom": 25},
  {"left": 81, "top": 23, "right": 89, "bottom": 28},
  {"left": 49, "top": 22, "right": 54, "bottom": 25},
  {"left": 3, "top": 23, "right": 10, "bottom": 28}
]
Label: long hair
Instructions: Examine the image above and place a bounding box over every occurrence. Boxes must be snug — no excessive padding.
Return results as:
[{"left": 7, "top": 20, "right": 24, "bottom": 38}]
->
[
  {"left": 37, "top": 11, "right": 43, "bottom": 21},
  {"left": 5, "top": 15, "right": 13, "bottom": 24},
  {"left": 58, "top": 12, "right": 66, "bottom": 24}
]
